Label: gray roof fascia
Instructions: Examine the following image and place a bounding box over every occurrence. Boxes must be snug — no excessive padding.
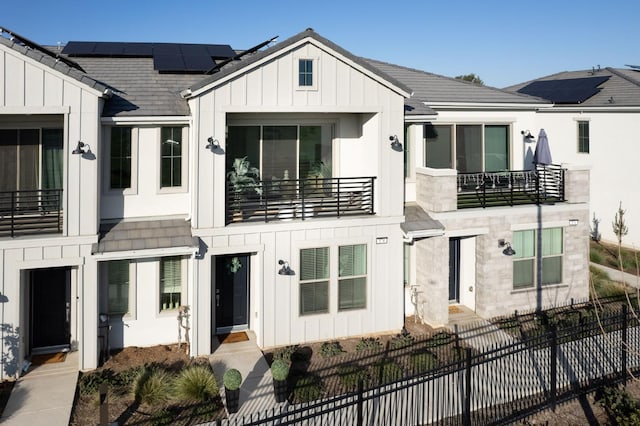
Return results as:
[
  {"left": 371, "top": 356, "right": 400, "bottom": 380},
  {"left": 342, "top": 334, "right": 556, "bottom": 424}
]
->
[
  {"left": 186, "top": 28, "right": 413, "bottom": 98},
  {"left": 0, "top": 35, "right": 108, "bottom": 97}
]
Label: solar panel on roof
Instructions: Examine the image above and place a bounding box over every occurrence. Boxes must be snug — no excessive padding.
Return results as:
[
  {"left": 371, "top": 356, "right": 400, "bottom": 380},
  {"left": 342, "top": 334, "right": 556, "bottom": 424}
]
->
[
  {"left": 121, "top": 43, "right": 153, "bottom": 56},
  {"left": 62, "top": 41, "right": 96, "bottom": 55},
  {"left": 93, "top": 42, "right": 124, "bottom": 56},
  {"left": 154, "top": 54, "right": 186, "bottom": 72},
  {"left": 206, "top": 44, "right": 236, "bottom": 58},
  {"left": 182, "top": 55, "right": 215, "bottom": 71},
  {"left": 153, "top": 43, "right": 181, "bottom": 55},
  {"left": 179, "top": 44, "right": 209, "bottom": 56},
  {"left": 517, "top": 76, "right": 610, "bottom": 103}
]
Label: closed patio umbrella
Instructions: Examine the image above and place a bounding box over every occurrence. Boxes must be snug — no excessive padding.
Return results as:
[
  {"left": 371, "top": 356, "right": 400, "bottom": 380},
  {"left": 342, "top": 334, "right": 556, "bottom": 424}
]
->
[{"left": 533, "top": 129, "right": 553, "bottom": 165}]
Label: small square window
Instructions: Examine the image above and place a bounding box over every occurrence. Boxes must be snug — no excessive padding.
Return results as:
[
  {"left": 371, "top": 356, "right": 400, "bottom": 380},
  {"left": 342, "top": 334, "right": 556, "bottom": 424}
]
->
[{"left": 298, "top": 59, "right": 314, "bottom": 87}]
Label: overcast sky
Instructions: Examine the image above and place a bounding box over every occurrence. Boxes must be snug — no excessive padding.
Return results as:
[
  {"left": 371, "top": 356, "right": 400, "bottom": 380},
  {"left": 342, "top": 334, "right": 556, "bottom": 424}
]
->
[{"left": 3, "top": 0, "right": 638, "bottom": 88}]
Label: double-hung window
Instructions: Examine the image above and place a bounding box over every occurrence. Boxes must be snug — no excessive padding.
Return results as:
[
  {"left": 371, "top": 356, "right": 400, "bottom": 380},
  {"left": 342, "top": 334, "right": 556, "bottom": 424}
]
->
[
  {"left": 299, "top": 243, "right": 368, "bottom": 316},
  {"left": 298, "top": 59, "right": 314, "bottom": 87},
  {"left": 110, "top": 127, "right": 132, "bottom": 189},
  {"left": 106, "top": 260, "right": 131, "bottom": 315},
  {"left": 512, "top": 228, "right": 563, "bottom": 289},
  {"left": 160, "top": 256, "right": 182, "bottom": 311},
  {"left": 299, "top": 247, "right": 330, "bottom": 315},
  {"left": 160, "top": 127, "right": 183, "bottom": 188},
  {"left": 578, "top": 121, "right": 590, "bottom": 153}
]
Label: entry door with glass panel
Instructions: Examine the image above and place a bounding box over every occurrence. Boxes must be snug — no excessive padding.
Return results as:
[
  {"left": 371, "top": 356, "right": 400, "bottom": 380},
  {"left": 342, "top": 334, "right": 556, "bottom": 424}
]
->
[
  {"left": 30, "top": 267, "right": 71, "bottom": 354},
  {"left": 214, "top": 254, "right": 250, "bottom": 333}
]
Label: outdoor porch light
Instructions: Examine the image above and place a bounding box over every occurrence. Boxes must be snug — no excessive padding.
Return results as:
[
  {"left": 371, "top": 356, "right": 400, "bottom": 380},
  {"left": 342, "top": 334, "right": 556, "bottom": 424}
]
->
[
  {"left": 278, "top": 259, "right": 295, "bottom": 276},
  {"left": 498, "top": 239, "right": 516, "bottom": 256},
  {"left": 72, "top": 141, "right": 88, "bottom": 154},
  {"left": 205, "top": 136, "right": 219, "bottom": 150},
  {"left": 390, "top": 135, "right": 403, "bottom": 151},
  {"left": 521, "top": 130, "right": 535, "bottom": 141}
]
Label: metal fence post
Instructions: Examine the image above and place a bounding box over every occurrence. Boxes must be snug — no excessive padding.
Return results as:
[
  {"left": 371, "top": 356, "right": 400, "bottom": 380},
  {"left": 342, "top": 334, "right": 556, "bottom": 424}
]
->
[
  {"left": 99, "top": 382, "right": 109, "bottom": 426},
  {"left": 550, "top": 325, "right": 557, "bottom": 412},
  {"left": 463, "top": 347, "right": 472, "bottom": 426},
  {"left": 622, "top": 304, "right": 628, "bottom": 384},
  {"left": 357, "top": 378, "right": 364, "bottom": 426}
]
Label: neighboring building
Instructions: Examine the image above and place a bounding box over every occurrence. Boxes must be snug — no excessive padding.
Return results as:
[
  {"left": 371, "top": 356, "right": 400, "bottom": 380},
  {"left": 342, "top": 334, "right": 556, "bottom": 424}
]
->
[
  {"left": 506, "top": 67, "right": 640, "bottom": 248},
  {"left": 368, "top": 60, "right": 591, "bottom": 325},
  {"left": 0, "top": 27, "right": 409, "bottom": 377}
]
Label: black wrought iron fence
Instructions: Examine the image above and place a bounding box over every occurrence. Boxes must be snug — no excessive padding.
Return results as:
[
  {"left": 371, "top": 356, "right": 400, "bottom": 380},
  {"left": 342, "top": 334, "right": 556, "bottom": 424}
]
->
[
  {"left": 215, "top": 301, "right": 639, "bottom": 425},
  {"left": 0, "top": 189, "right": 63, "bottom": 237}
]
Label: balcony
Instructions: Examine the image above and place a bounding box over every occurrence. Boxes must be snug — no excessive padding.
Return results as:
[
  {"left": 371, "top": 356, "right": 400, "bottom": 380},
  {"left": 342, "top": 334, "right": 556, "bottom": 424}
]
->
[
  {"left": 226, "top": 177, "right": 375, "bottom": 224},
  {"left": 457, "top": 164, "right": 565, "bottom": 209},
  {"left": 0, "top": 189, "right": 63, "bottom": 237}
]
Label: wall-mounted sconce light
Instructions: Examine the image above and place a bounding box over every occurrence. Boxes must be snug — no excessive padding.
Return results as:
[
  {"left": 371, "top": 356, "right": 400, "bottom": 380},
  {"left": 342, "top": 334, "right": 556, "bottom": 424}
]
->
[
  {"left": 278, "top": 259, "right": 295, "bottom": 276},
  {"left": 389, "top": 135, "right": 403, "bottom": 151},
  {"left": 498, "top": 239, "right": 516, "bottom": 256},
  {"left": 521, "top": 130, "right": 535, "bottom": 141},
  {"left": 205, "top": 137, "right": 219, "bottom": 150},
  {"left": 72, "top": 141, "right": 89, "bottom": 154}
]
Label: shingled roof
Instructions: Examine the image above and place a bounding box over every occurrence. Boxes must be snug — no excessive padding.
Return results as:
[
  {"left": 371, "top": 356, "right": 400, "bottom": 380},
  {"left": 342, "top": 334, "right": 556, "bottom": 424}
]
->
[{"left": 505, "top": 67, "right": 640, "bottom": 107}]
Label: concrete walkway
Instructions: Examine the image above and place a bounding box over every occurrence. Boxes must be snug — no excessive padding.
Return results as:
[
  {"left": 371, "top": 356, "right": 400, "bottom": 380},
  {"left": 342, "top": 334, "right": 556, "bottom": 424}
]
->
[
  {"left": 209, "top": 331, "right": 277, "bottom": 420},
  {"left": 446, "top": 305, "right": 516, "bottom": 350},
  {"left": 1, "top": 351, "right": 78, "bottom": 426}
]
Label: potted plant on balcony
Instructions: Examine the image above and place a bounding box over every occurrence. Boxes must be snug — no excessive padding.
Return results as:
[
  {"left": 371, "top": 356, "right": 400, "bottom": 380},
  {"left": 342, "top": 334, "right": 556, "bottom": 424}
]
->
[
  {"left": 270, "top": 359, "right": 290, "bottom": 403},
  {"left": 227, "top": 157, "right": 262, "bottom": 221},
  {"left": 307, "top": 160, "right": 332, "bottom": 195},
  {"left": 223, "top": 368, "right": 243, "bottom": 414}
]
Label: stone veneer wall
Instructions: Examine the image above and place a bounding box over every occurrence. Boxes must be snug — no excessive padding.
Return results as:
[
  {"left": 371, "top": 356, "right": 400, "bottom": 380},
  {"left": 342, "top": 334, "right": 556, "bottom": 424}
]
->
[
  {"left": 415, "top": 235, "right": 449, "bottom": 326},
  {"left": 416, "top": 167, "right": 457, "bottom": 213}
]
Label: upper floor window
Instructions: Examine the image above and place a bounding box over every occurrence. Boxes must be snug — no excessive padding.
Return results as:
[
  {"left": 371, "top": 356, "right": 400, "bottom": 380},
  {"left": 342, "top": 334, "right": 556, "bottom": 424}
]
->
[
  {"left": 299, "top": 59, "right": 313, "bottom": 87},
  {"left": 160, "top": 127, "right": 183, "bottom": 188},
  {"left": 578, "top": 121, "right": 590, "bottom": 153},
  {"left": 512, "top": 227, "right": 563, "bottom": 289},
  {"left": 110, "top": 127, "right": 132, "bottom": 189},
  {"left": 424, "top": 124, "right": 510, "bottom": 172}
]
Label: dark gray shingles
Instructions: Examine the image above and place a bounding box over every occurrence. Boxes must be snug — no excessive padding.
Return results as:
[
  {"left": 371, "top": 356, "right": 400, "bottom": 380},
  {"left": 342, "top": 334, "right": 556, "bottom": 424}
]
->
[
  {"left": 365, "top": 58, "right": 550, "bottom": 106},
  {"left": 92, "top": 219, "right": 198, "bottom": 254}
]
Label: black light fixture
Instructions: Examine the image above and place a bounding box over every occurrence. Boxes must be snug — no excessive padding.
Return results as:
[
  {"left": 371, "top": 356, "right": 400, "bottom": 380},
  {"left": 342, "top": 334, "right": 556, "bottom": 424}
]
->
[
  {"left": 389, "top": 135, "right": 403, "bottom": 151},
  {"left": 521, "top": 130, "right": 535, "bottom": 141},
  {"left": 72, "top": 141, "right": 88, "bottom": 154},
  {"left": 278, "top": 259, "right": 295, "bottom": 276},
  {"left": 205, "top": 136, "right": 219, "bottom": 150},
  {"left": 498, "top": 239, "right": 516, "bottom": 256}
]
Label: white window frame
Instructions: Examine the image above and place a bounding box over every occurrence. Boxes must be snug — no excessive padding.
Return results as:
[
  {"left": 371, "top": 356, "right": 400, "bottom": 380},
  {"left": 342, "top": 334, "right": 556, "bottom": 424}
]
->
[
  {"left": 158, "top": 256, "right": 187, "bottom": 314},
  {"left": 100, "top": 259, "right": 137, "bottom": 320},
  {"left": 296, "top": 238, "right": 370, "bottom": 317},
  {"left": 512, "top": 227, "right": 564, "bottom": 290},
  {"left": 158, "top": 126, "right": 189, "bottom": 193},
  {"left": 577, "top": 120, "right": 590, "bottom": 154},
  {"left": 294, "top": 57, "right": 319, "bottom": 91},
  {"left": 103, "top": 126, "right": 138, "bottom": 195},
  {"left": 299, "top": 247, "right": 330, "bottom": 316}
]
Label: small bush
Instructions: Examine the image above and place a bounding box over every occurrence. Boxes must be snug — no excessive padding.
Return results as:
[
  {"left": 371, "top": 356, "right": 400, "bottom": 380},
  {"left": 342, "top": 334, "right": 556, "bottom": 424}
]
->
[
  {"left": 371, "top": 358, "right": 403, "bottom": 384},
  {"left": 223, "top": 368, "right": 242, "bottom": 390},
  {"left": 273, "top": 345, "right": 298, "bottom": 364},
  {"left": 389, "top": 333, "right": 414, "bottom": 350},
  {"left": 133, "top": 367, "right": 173, "bottom": 406},
  {"left": 355, "top": 337, "right": 382, "bottom": 352},
  {"left": 292, "top": 374, "right": 324, "bottom": 402},
  {"left": 78, "top": 369, "right": 114, "bottom": 396},
  {"left": 425, "top": 331, "right": 452, "bottom": 348},
  {"left": 270, "top": 359, "right": 289, "bottom": 381},
  {"left": 598, "top": 385, "right": 640, "bottom": 425},
  {"left": 337, "top": 363, "right": 369, "bottom": 390},
  {"left": 319, "top": 341, "right": 344, "bottom": 358},
  {"left": 410, "top": 349, "right": 438, "bottom": 374},
  {"left": 174, "top": 365, "right": 218, "bottom": 402}
]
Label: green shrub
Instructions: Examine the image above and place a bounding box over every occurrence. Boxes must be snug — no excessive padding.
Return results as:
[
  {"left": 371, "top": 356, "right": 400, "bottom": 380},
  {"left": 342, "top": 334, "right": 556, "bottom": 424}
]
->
[
  {"left": 425, "top": 331, "right": 453, "bottom": 348},
  {"left": 598, "top": 386, "right": 640, "bottom": 425},
  {"left": 273, "top": 345, "right": 298, "bottom": 364},
  {"left": 270, "top": 359, "right": 289, "bottom": 381},
  {"left": 371, "top": 358, "right": 403, "bottom": 384},
  {"left": 410, "top": 349, "right": 438, "bottom": 374},
  {"left": 223, "top": 368, "right": 242, "bottom": 390},
  {"left": 292, "top": 374, "right": 324, "bottom": 402},
  {"left": 590, "top": 250, "right": 604, "bottom": 264},
  {"left": 319, "top": 341, "right": 344, "bottom": 358},
  {"left": 78, "top": 369, "right": 113, "bottom": 396},
  {"left": 389, "top": 333, "right": 414, "bottom": 349},
  {"left": 174, "top": 365, "right": 218, "bottom": 402},
  {"left": 133, "top": 367, "right": 173, "bottom": 406},
  {"left": 337, "top": 363, "right": 369, "bottom": 390},
  {"left": 355, "top": 337, "right": 382, "bottom": 352}
]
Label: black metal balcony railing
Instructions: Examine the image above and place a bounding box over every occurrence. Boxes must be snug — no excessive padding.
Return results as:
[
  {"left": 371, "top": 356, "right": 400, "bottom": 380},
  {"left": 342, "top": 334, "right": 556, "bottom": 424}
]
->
[
  {"left": 226, "top": 177, "right": 375, "bottom": 224},
  {"left": 457, "top": 164, "right": 565, "bottom": 209},
  {"left": 0, "top": 189, "right": 63, "bottom": 237}
]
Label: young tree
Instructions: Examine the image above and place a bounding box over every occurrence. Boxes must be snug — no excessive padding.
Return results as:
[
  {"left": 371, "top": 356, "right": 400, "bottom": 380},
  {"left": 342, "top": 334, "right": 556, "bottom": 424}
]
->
[
  {"left": 612, "top": 201, "right": 629, "bottom": 248},
  {"left": 455, "top": 73, "right": 484, "bottom": 85}
]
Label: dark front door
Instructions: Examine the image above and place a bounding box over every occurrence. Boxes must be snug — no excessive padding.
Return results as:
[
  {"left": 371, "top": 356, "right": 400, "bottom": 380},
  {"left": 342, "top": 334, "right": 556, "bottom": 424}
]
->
[
  {"left": 30, "top": 267, "right": 70, "bottom": 353},
  {"left": 214, "top": 255, "right": 249, "bottom": 333},
  {"left": 449, "top": 239, "right": 460, "bottom": 302}
]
